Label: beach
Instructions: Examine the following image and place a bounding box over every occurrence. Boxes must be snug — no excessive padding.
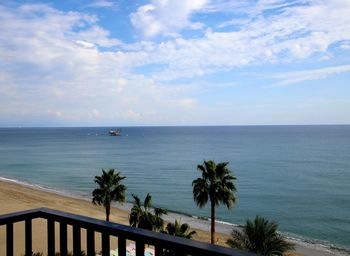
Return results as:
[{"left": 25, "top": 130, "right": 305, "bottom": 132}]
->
[
  {"left": 0, "top": 179, "right": 230, "bottom": 255},
  {"left": 0, "top": 179, "right": 343, "bottom": 256}
]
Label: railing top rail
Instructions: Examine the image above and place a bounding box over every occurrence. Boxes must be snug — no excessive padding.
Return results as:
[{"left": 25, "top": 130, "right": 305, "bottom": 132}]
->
[
  {"left": 0, "top": 208, "right": 254, "bottom": 256},
  {"left": 0, "top": 208, "right": 41, "bottom": 225}
]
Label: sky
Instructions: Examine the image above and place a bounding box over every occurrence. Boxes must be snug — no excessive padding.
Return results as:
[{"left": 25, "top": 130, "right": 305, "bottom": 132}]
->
[{"left": 0, "top": 0, "right": 350, "bottom": 127}]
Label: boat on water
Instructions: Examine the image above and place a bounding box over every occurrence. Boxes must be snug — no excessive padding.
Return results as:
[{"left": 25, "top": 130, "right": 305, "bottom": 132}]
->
[{"left": 109, "top": 129, "right": 121, "bottom": 136}]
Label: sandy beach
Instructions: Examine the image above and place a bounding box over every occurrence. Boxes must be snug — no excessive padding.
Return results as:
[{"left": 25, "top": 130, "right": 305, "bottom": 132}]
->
[{"left": 0, "top": 180, "right": 343, "bottom": 256}]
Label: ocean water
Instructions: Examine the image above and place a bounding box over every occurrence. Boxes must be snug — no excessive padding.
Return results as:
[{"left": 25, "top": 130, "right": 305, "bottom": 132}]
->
[{"left": 0, "top": 126, "right": 349, "bottom": 253}]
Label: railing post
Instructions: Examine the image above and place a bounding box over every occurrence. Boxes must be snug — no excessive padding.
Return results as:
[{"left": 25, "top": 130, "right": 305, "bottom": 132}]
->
[
  {"left": 102, "top": 232, "right": 110, "bottom": 256},
  {"left": 118, "top": 237, "right": 126, "bottom": 256},
  {"left": 6, "top": 222, "right": 13, "bottom": 256},
  {"left": 60, "top": 222, "right": 68, "bottom": 256},
  {"left": 155, "top": 246, "right": 163, "bottom": 256},
  {"left": 73, "top": 225, "right": 81, "bottom": 256},
  {"left": 87, "top": 229, "right": 95, "bottom": 256},
  {"left": 25, "top": 219, "right": 32, "bottom": 256},
  {"left": 175, "top": 248, "right": 186, "bottom": 256},
  {"left": 47, "top": 219, "right": 55, "bottom": 256},
  {"left": 136, "top": 241, "right": 145, "bottom": 256}
]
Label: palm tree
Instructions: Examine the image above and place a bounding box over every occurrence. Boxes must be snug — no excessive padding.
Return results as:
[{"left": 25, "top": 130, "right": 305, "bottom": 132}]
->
[
  {"left": 161, "top": 220, "right": 196, "bottom": 256},
  {"left": 227, "top": 216, "right": 294, "bottom": 256},
  {"left": 129, "top": 193, "right": 167, "bottom": 231},
  {"left": 162, "top": 220, "right": 197, "bottom": 239},
  {"left": 92, "top": 169, "right": 126, "bottom": 221},
  {"left": 192, "top": 160, "right": 237, "bottom": 244}
]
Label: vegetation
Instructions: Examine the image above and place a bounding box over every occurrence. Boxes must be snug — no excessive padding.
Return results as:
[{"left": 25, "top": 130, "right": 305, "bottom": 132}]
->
[
  {"left": 162, "top": 219, "right": 197, "bottom": 239},
  {"left": 129, "top": 193, "right": 167, "bottom": 231},
  {"left": 92, "top": 168, "right": 126, "bottom": 221},
  {"left": 160, "top": 220, "right": 196, "bottom": 256},
  {"left": 227, "top": 216, "right": 294, "bottom": 256},
  {"left": 23, "top": 158, "right": 297, "bottom": 256},
  {"left": 192, "top": 160, "right": 237, "bottom": 244}
]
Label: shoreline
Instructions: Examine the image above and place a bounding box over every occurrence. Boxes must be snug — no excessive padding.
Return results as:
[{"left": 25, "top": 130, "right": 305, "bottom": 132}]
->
[{"left": 0, "top": 178, "right": 348, "bottom": 256}]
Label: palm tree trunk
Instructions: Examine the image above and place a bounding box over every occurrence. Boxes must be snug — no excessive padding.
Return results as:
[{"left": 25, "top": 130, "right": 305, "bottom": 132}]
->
[
  {"left": 106, "top": 204, "right": 110, "bottom": 222},
  {"left": 211, "top": 201, "right": 215, "bottom": 244}
]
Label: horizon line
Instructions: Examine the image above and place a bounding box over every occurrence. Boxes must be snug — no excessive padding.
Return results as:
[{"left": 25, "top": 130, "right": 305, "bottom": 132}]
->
[{"left": 1, "top": 123, "right": 350, "bottom": 129}]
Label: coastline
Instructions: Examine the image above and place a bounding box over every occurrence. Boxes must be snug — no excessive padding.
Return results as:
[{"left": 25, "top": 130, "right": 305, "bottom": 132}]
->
[{"left": 0, "top": 178, "right": 347, "bottom": 256}]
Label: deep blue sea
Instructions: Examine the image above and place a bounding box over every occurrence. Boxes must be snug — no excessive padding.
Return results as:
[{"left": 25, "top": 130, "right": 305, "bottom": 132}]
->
[{"left": 0, "top": 126, "right": 349, "bottom": 253}]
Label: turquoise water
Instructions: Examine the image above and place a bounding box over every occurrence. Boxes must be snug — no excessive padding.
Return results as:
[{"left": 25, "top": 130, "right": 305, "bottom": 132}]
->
[{"left": 0, "top": 126, "right": 349, "bottom": 252}]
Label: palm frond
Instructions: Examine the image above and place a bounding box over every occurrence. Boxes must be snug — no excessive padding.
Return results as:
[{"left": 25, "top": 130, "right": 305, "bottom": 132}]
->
[
  {"left": 144, "top": 193, "right": 152, "bottom": 209},
  {"left": 192, "top": 178, "right": 209, "bottom": 207},
  {"left": 132, "top": 194, "right": 141, "bottom": 208},
  {"left": 227, "top": 216, "right": 294, "bottom": 255},
  {"left": 155, "top": 207, "right": 167, "bottom": 216},
  {"left": 92, "top": 169, "right": 126, "bottom": 221},
  {"left": 129, "top": 193, "right": 167, "bottom": 231},
  {"left": 164, "top": 219, "right": 196, "bottom": 239}
]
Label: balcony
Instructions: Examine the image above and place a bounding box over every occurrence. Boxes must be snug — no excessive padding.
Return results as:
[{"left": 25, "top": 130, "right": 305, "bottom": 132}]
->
[{"left": 0, "top": 208, "right": 253, "bottom": 256}]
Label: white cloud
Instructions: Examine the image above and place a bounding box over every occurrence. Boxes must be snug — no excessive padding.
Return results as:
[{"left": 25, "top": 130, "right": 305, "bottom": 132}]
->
[
  {"left": 177, "top": 98, "right": 197, "bottom": 107},
  {"left": 340, "top": 41, "right": 350, "bottom": 50},
  {"left": 1, "top": 1, "right": 350, "bottom": 126},
  {"left": 85, "top": 1, "right": 118, "bottom": 9},
  {"left": 271, "top": 65, "right": 350, "bottom": 86},
  {"left": 217, "top": 18, "right": 250, "bottom": 29},
  {"left": 90, "top": 109, "right": 101, "bottom": 117},
  {"left": 71, "top": 26, "right": 122, "bottom": 48},
  {"left": 76, "top": 40, "right": 96, "bottom": 49},
  {"left": 47, "top": 110, "right": 63, "bottom": 118},
  {"left": 131, "top": 0, "right": 208, "bottom": 37},
  {"left": 4, "top": 1, "right": 349, "bottom": 84},
  {"left": 205, "top": 0, "right": 305, "bottom": 16},
  {"left": 0, "top": 3, "right": 203, "bottom": 125},
  {"left": 125, "top": 0, "right": 350, "bottom": 81},
  {"left": 121, "top": 110, "right": 142, "bottom": 121}
]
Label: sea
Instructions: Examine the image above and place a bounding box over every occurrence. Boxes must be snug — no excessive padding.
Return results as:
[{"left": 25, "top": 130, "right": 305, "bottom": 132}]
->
[{"left": 0, "top": 125, "right": 349, "bottom": 255}]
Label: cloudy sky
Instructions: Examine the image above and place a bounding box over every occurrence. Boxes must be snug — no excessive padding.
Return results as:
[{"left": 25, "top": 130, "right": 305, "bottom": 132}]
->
[{"left": 1, "top": 0, "right": 350, "bottom": 127}]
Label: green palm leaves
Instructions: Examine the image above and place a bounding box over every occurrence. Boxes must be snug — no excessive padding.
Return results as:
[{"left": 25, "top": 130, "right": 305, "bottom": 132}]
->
[
  {"left": 129, "top": 193, "right": 167, "bottom": 231},
  {"left": 192, "top": 160, "right": 237, "bottom": 244},
  {"left": 163, "top": 220, "right": 197, "bottom": 239},
  {"left": 161, "top": 220, "right": 197, "bottom": 256},
  {"left": 227, "top": 216, "right": 294, "bottom": 256},
  {"left": 92, "top": 169, "right": 126, "bottom": 221}
]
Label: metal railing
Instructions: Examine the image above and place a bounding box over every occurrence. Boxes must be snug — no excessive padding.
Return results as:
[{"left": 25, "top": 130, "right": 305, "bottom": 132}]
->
[{"left": 0, "top": 208, "right": 253, "bottom": 256}]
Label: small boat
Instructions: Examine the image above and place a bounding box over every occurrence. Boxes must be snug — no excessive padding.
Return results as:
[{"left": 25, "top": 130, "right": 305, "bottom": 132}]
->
[{"left": 109, "top": 129, "right": 121, "bottom": 136}]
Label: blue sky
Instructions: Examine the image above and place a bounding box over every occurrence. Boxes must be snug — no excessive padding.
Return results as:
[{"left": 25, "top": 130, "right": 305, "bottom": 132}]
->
[{"left": 1, "top": 0, "right": 350, "bottom": 126}]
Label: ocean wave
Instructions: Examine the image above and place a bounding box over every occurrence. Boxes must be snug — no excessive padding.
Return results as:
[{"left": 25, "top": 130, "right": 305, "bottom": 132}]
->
[{"left": 282, "top": 233, "right": 350, "bottom": 256}]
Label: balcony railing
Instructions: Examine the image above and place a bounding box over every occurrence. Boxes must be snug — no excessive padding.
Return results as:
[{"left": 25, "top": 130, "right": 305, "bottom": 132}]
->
[{"left": 0, "top": 208, "right": 254, "bottom": 256}]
